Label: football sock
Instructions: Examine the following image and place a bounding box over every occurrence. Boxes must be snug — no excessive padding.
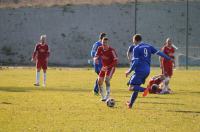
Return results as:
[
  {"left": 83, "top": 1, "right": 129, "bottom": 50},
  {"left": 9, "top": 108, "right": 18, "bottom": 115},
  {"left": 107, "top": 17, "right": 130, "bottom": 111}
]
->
[
  {"left": 130, "top": 91, "right": 139, "bottom": 107},
  {"left": 106, "top": 86, "right": 110, "bottom": 98},
  {"left": 133, "top": 85, "right": 145, "bottom": 92},
  {"left": 43, "top": 73, "right": 46, "bottom": 85},
  {"left": 162, "top": 78, "right": 169, "bottom": 91},
  {"left": 36, "top": 71, "right": 40, "bottom": 84},
  {"left": 99, "top": 85, "right": 105, "bottom": 99},
  {"left": 94, "top": 79, "right": 99, "bottom": 93}
]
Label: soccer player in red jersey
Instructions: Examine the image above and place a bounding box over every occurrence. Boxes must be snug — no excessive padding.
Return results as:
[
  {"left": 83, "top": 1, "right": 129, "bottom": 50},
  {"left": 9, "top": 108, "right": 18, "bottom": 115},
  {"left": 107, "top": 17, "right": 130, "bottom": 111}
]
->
[
  {"left": 143, "top": 75, "right": 165, "bottom": 96},
  {"left": 94, "top": 37, "right": 118, "bottom": 101},
  {"left": 160, "top": 38, "right": 175, "bottom": 93},
  {"left": 31, "top": 35, "right": 50, "bottom": 87}
]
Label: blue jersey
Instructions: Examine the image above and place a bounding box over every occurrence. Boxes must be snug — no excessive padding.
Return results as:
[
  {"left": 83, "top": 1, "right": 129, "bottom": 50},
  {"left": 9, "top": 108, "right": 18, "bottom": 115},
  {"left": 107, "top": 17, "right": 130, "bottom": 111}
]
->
[
  {"left": 130, "top": 42, "right": 171, "bottom": 74},
  {"left": 91, "top": 41, "right": 102, "bottom": 57},
  {"left": 132, "top": 43, "right": 158, "bottom": 73},
  {"left": 90, "top": 41, "right": 102, "bottom": 73}
]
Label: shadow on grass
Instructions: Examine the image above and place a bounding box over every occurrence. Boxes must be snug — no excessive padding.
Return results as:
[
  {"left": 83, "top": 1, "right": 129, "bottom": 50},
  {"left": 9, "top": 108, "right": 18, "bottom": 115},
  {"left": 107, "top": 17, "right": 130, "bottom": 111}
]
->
[
  {"left": 168, "top": 110, "right": 200, "bottom": 114},
  {"left": 0, "top": 87, "right": 30, "bottom": 92},
  {"left": 174, "top": 90, "right": 200, "bottom": 95},
  {"left": 0, "top": 86, "right": 91, "bottom": 93},
  {"left": 139, "top": 101, "right": 184, "bottom": 105},
  {"left": 1, "top": 102, "right": 12, "bottom": 105},
  {"left": 188, "top": 91, "right": 200, "bottom": 94}
]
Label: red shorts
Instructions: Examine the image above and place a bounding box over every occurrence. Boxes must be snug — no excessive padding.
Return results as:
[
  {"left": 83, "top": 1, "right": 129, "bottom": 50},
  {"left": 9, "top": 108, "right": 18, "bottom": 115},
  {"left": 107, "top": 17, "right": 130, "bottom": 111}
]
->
[
  {"left": 36, "top": 60, "right": 47, "bottom": 70},
  {"left": 99, "top": 67, "right": 115, "bottom": 79},
  {"left": 162, "top": 62, "right": 173, "bottom": 77}
]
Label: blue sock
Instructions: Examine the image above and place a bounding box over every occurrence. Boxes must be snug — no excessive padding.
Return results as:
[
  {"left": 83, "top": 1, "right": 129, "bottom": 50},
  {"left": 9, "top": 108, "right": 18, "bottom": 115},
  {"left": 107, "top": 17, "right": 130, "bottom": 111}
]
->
[
  {"left": 133, "top": 85, "right": 145, "bottom": 92},
  {"left": 94, "top": 79, "right": 99, "bottom": 93},
  {"left": 130, "top": 91, "right": 139, "bottom": 107}
]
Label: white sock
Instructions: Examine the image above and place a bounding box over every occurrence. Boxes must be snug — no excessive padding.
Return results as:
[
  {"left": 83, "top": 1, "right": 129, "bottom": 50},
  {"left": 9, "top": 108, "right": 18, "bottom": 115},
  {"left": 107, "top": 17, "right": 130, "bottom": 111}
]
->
[
  {"left": 43, "top": 73, "right": 46, "bottom": 86},
  {"left": 99, "top": 86, "right": 105, "bottom": 99},
  {"left": 161, "top": 80, "right": 167, "bottom": 92},
  {"left": 106, "top": 86, "right": 110, "bottom": 98},
  {"left": 36, "top": 71, "right": 40, "bottom": 84}
]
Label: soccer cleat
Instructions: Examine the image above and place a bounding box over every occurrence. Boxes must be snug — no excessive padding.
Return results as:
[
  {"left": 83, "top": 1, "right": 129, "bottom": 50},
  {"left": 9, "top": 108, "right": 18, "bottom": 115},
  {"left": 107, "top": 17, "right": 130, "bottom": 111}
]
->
[
  {"left": 143, "top": 87, "right": 149, "bottom": 97},
  {"left": 126, "top": 101, "right": 132, "bottom": 109},
  {"left": 103, "top": 95, "right": 109, "bottom": 101},
  {"left": 34, "top": 83, "right": 40, "bottom": 86},
  {"left": 101, "top": 96, "right": 108, "bottom": 102}
]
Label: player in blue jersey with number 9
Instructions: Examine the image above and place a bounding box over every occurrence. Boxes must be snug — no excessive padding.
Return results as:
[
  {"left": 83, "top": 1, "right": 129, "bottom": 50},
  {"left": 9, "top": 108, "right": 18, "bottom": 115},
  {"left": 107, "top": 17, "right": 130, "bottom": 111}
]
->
[{"left": 125, "top": 34, "right": 174, "bottom": 109}]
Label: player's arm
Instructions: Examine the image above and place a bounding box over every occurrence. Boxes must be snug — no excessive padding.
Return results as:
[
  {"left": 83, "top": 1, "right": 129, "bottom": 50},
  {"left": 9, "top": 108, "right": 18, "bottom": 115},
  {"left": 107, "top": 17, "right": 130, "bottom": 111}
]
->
[
  {"left": 91, "top": 43, "right": 97, "bottom": 58},
  {"left": 156, "top": 51, "right": 172, "bottom": 61},
  {"left": 127, "top": 46, "right": 132, "bottom": 62},
  {"left": 107, "top": 49, "right": 118, "bottom": 68},
  {"left": 46, "top": 45, "right": 50, "bottom": 61},
  {"left": 125, "top": 48, "right": 139, "bottom": 77},
  {"left": 151, "top": 45, "right": 172, "bottom": 61},
  {"left": 31, "top": 44, "right": 38, "bottom": 62},
  {"left": 159, "top": 47, "right": 164, "bottom": 68},
  {"left": 93, "top": 47, "right": 101, "bottom": 64}
]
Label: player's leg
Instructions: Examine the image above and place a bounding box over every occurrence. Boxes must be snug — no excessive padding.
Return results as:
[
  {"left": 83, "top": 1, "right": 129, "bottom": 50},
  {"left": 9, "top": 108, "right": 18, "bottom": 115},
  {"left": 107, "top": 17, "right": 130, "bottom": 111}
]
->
[
  {"left": 104, "top": 77, "right": 110, "bottom": 101},
  {"left": 98, "top": 71, "right": 105, "bottom": 101},
  {"left": 93, "top": 64, "right": 101, "bottom": 95},
  {"left": 42, "top": 61, "right": 47, "bottom": 87},
  {"left": 162, "top": 76, "right": 170, "bottom": 93},
  {"left": 127, "top": 73, "right": 148, "bottom": 108},
  {"left": 127, "top": 90, "right": 139, "bottom": 109},
  {"left": 128, "top": 73, "right": 146, "bottom": 92},
  {"left": 103, "top": 67, "right": 115, "bottom": 100},
  {"left": 167, "top": 65, "right": 173, "bottom": 93},
  {"left": 160, "top": 64, "right": 172, "bottom": 94},
  {"left": 34, "top": 60, "right": 41, "bottom": 86}
]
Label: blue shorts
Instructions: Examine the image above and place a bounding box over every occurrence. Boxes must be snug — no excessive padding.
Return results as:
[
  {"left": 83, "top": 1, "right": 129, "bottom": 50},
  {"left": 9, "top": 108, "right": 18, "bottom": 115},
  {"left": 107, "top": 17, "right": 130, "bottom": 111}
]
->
[{"left": 129, "top": 72, "right": 149, "bottom": 85}]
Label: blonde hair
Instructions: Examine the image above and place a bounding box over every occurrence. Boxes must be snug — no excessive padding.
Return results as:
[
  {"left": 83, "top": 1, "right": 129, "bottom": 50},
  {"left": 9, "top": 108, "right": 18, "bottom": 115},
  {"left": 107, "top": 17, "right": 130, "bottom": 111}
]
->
[{"left": 40, "top": 35, "right": 47, "bottom": 40}]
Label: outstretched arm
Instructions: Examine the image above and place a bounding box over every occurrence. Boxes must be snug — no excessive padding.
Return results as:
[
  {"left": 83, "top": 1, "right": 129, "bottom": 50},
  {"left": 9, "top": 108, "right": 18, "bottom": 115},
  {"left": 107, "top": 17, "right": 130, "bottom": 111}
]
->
[{"left": 156, "top": 51, "right": 172, "bottom": 60}]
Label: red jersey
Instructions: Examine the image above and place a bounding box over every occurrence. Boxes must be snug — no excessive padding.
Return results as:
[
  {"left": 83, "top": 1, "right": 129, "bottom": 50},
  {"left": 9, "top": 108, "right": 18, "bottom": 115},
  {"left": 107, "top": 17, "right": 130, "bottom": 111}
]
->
[
  {"left": 148, "top": 78, "right": 162, "bottom": 87},
  {"left": 161, "top": 45, "right": 175, "bottom": 63},
  {"left": 95, "top": 46, "right": 118, "bottom": 67},
  {"left": 32, "top": 43, "right": 50, "bottom": 61}
]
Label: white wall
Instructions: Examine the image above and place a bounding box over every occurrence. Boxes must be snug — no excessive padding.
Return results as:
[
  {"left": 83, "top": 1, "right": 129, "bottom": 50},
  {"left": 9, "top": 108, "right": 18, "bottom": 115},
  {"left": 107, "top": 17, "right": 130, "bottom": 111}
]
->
[{"left": 0, "top": 2, "right": 199, "bottom": 66}]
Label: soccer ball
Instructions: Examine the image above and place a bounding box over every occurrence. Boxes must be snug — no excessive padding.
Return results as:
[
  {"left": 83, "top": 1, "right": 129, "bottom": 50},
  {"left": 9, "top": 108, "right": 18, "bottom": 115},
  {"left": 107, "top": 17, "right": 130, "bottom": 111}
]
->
[{"left": 106, "top": 98, "right": 115, "bottom": 107}]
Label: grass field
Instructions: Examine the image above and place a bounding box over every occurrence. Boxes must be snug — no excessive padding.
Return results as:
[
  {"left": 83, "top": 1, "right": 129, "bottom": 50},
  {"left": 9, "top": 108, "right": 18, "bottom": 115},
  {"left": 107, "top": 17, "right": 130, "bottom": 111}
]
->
[{"left": 0, "top": 67, "right": 200, "bottom": 132}]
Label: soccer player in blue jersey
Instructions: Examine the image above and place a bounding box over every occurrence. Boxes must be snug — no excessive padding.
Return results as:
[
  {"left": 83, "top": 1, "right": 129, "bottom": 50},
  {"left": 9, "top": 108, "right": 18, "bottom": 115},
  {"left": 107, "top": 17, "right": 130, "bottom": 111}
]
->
[
  {"left": 91, "top": 32, "right": 107, "bottom": 95},
  {"left": 125, "top": 34, "right": 173, "bottom": 109}
]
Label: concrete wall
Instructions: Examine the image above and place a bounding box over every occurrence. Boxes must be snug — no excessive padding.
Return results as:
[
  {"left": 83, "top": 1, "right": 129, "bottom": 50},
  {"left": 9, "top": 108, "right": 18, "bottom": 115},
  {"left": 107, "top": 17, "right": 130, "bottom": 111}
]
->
[{"left": 0, "top": 2, "right": 200, "bottom": 66}]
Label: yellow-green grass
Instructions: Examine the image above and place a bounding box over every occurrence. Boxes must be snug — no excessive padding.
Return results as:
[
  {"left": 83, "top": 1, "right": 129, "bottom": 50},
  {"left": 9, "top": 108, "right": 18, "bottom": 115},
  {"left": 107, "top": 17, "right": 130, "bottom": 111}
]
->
[{"left": 0, "top": 67, "right": 200, "bottom": 132}]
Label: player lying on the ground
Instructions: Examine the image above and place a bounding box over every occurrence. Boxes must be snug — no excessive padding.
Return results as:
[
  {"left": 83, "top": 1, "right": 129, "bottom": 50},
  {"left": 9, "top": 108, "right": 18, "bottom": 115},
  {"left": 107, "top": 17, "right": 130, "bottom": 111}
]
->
[
  {"left": 146, "top": 74, "right": 172, "bottom": 94},
  {"left": 94, "top": 37, "right": 118, "bottom": 101},
  {"left": 31, "top": 35, "right": 50, "bottom": 87}
]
